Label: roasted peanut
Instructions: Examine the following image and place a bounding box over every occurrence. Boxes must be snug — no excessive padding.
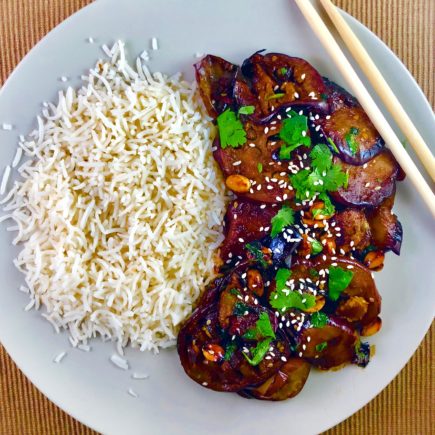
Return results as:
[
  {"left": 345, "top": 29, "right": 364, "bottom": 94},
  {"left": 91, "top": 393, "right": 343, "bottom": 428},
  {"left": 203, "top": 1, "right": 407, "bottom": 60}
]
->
[
  {"left": 364, "top": 250, "right": 385, "bottom": 271},
  {"left": 297, "top": 234, "right": 312, "bottom": 257},
  {"left": 309, "top": 201, "right": 334, "bottom": 220},
  {"left": 304, "top": 296, "right": 326, "bottom": 313},
  {"left": 226, "top": 174, "right": 251, "bottom": 193},
  {"left": 336, "top": 296, "right": 368, "bottom": 322},
  {"left": 202, "top": 343, "right": 225, "bottom": 362},
  {"left": 361, "top": 317, "right": 382, "bottom": 337},
  {"left": 320, "top": 234, "right": 336, "bottom": 255},
  {"left": 247, "top": 269, "right": 264, "bottom": 296}
]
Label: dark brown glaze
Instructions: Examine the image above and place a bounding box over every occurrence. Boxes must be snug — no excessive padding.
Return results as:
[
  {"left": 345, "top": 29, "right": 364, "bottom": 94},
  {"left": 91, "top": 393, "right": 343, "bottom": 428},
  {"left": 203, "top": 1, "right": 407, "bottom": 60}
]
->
[
  {"left": 366, "top": 196, "right": 403, "bottom": 255},
  {"left": 240, "top": 358, "right": 311, "bottom": 401},
  {"left": 177, "top": 304, "right": 289, "bottom": 392},
  {"left": 214, "top": 119, "right": 296, "bottom": 203},
  {"left": 194, "top": 55, "right": 238, "bottom": 118},
  {"left": 297, "top": 315, "right": 357, "bottom": 370},
  {"left": 319, "top": 106, "right": 385, "bottom": 165},
  {"left": 240, "top": 53, "right": 327, "bottom": 118},
  {"left": 323, "top": 77, "right": 359, "bottom": 112},
  {"left": 331, "top": 150, "right": 399, "bottom": 207},
  {"left": 334, "top": 208, "right": 372, "bottom": 252},
  {"left": 220, "top": 200, "right": 277, "bottom": 261}
]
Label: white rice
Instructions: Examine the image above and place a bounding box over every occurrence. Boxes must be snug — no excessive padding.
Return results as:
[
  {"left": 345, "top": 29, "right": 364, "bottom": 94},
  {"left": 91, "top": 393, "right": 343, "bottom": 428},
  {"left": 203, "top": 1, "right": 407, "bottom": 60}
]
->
[
  {"left": 53, "top": 351, "right": 67, "bottom": 363},
  {"left": 131, "top": 372, "right": 149, "bottom": 380},
  {"left": 2, "top": 40, "right": 227, "bottom": 352},
  {"left": 110, "top": 354, "right": 129, "bottom": 370}
]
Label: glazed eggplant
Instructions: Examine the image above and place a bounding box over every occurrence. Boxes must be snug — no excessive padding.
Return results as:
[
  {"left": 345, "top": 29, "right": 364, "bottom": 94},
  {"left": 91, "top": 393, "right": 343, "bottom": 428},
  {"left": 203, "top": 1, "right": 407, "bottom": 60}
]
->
[
  {"left": 297, "top": 315, "right": 357, "bottom": 370},
  {"left": 240, "top": 358, "right": 311, "bottom": 400},
  {"left": 319, "top": 106, "right": 384, "bottom": 165},
  {"left": 176, "top": 50, "right": 404, "bottom": 401},
  {"left": 214, "top": 118, "right": 296, "bottom": 203},
  {"left": 194, "top": 55, "right": 238, "bottom": 117},
  {"left": 366, "top": 196, "right": 403, "bottom": 255},
  {"left": 331, "top": 150, "right": 399, "bottom": 207}
]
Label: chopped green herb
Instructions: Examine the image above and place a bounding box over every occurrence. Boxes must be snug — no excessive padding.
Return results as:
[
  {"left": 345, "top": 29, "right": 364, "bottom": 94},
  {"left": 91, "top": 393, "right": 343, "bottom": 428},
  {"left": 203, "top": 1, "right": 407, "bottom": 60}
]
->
[
  {"left": 290, "top": 144, "right": 348, "bottom": 205},
  {"left": 245, "top": 241, "right": 269, "bottom": 268},
  {"left": 278, "top": 111, "right": 311, "bottom": 159},
  {"left": 271, "top": 205, "right": 295, "bottom": 237},
  {"left": 310, "top": 239, "right": 323, "bottom": 255},
  {"left": 257, "top": 162, "right": 263, "bottom": 173},
  {"left": 309, "top": 268, "right": 319, "bottom": 278},
  {"left": 345, "top": 127, "right": 359, "bottom": 155},
  {"left": 229, "top": 288, "right": 241, "bottom": 296},
  {"left": 243, "top": 312, "right": 276, "bottom": 341},
  {"left": 312, "top": 193, "right": 335, "bottom": 218},
  {"left": 275, "top": 268, "right": 292, "bottom": 292},
  {"left": 328, "top": 266, "right": 354, "bottom": 301},
  {"left": 327, "top": 137, "right": 339, "bottom": 153},
  {"left": 269, "top": 290, "right": 316, "bottom": 312},
  {"left": 311, "top": 312, "right": 329, "bottom": 328},
  {"left": 316, "top": 341, "right": 328, "bottom": 352},
  {"left": 321, "top": 93, "right": 328, "bottom": 100},
  {"left": 280, "top": 67, "right": 288, "bottom": 75},
  {"left": 224, "top": 343, "right": 237, "bottom": 361},
  {"left": 217, "top": 109, "right": 247, "bottom": 149},
  {"left": 267, "top": 92, "right": 285, "bottom": 100},
  {"left": 310, "top": 144, "right": 332, "bottom": 173},
  {"left": 233, "top": 302, "right": 249, "bottom": 316},
  {"left": 238, "top": 105, "right": 255, "bottom": 115},
  {"left": 243, "top": 338, "right": 273, "bottom": 366}
]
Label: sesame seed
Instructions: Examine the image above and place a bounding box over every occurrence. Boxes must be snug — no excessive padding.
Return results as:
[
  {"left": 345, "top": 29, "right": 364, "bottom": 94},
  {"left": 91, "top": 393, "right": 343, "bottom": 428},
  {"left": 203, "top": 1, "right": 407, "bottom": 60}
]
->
[
  {"left": 347, "top": 265, "right": 354, "bottom": 269},
  {"left": 281, "top": 356, "right": 287, "bottom": 362},
  {"left": 365, "top": 182, "right": 371, "bottom": 187},
  {"left": 363, "top": 163, "right": 368, "bottom": 168},
  {"left": 233, "top": 160, "right": 242, "bottom": 166},
  {"left": 301, "top": 73, "right": 306, "bottom": 80},
  {"left": 260, "top": 204, "right": 267, "bottom": 209},
  {"left": 238, "top": 238, "right": 244, "bottom": 243},
  {"left": 202, "top": 382, "right": 208, "bottom": 386},
  {"left": 375, "top": 186, "right": 382, "bottom": 190},
  {"left": 264, "top": 127, "right": 269, "bottom": 134},
  {"left": 267, "top": 185, "right": 273, "bottom": 190},
  {"left": 294, "top": 92, "right": 300, "bottom": 99}
]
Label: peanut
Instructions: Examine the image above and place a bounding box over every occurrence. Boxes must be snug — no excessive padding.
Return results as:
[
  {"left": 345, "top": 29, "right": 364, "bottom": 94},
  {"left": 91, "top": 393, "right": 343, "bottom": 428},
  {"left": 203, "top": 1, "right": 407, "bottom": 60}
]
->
[
  {"left": 364, "top": 250, "right": 385, "bottom": 271},
  {"left": 226, "top": 174, "right": 251, "bottom": 193},
  {"left": 202, "top": 343, "right": 225, "bottom": 362}
]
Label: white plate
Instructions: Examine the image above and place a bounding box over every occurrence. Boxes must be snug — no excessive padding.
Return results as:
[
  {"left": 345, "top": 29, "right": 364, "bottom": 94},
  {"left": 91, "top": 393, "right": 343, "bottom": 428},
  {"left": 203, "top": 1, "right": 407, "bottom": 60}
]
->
[{"left": 0, "top": 0, "right": 434, "bottom": 434}]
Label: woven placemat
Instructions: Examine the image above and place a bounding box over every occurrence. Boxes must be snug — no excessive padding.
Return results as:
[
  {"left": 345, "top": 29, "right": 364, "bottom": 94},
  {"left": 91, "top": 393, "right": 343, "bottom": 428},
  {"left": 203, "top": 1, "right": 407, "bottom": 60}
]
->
[{"left": 0, "top": 1, "right": 433, "bottom": 434}]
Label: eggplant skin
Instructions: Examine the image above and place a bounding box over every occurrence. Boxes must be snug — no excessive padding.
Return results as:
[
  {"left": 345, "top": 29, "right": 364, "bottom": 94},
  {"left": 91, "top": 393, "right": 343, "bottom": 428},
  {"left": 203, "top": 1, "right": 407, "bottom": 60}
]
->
[
  {"left": 366, "top": 197, "right": 403, "bottom": 255},
  {"left": 331, "top": 150, "right": 399, "bottom": 208},
  {"left": 194, "top": 55, "right": 238, "bottom": 117}
]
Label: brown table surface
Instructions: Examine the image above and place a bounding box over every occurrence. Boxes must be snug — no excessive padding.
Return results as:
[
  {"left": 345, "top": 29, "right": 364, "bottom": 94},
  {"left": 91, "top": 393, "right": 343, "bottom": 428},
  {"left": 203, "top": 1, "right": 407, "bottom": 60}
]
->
[{"left": 0, "top": 0, "right": 433, "bottom": 434}]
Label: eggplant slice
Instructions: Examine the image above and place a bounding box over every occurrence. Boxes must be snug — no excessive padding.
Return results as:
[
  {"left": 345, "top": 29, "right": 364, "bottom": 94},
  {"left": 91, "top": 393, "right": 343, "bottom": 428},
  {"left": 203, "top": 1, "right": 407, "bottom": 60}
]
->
[
  {"left": 240, "top": 358, "right": 311, "bottom": 401},
  {"left": 366, "top": 196, "right": 403, "bottom": 255},
  {"left": 319, "top": 106, "right": 385, "bottom": 165},
  {"left": 334, "top": 208, "right": 372, "bottom": 252},
  {"left": 194, "top": 55, "right": 238, "bottom": 117},
  {"left": 331, "top": 150, "right": 399, "bottom": 207}
]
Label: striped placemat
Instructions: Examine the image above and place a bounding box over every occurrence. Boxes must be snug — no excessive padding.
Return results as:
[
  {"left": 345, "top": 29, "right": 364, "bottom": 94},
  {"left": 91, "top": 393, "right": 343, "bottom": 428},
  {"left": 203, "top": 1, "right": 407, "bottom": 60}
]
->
[{"left": 0, "top": 1, "right": 433, "bottom": 433}]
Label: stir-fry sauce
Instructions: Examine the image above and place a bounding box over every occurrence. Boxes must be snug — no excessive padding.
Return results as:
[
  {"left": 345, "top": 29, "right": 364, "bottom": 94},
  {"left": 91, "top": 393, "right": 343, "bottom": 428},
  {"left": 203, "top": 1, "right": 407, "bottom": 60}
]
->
[{"left": 177, "top": 52, "right": 403, "bottom": 401}]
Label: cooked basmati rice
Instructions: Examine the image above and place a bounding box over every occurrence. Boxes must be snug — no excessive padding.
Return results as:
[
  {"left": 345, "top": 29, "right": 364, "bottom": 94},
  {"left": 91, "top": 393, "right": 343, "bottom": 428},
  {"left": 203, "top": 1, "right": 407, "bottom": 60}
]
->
[{"left": 2, "top": 40, "right": 227, "bottom": 352}]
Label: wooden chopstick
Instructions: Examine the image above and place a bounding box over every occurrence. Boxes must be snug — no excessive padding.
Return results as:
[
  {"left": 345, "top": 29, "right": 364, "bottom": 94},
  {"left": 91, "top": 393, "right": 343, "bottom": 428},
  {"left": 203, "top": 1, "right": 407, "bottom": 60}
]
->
[
  {"left": 293, "top": 0, "right": 435, "bottom": 218},
  {"left": 320, "top": 0, "right": 435, "bottom": 182}
]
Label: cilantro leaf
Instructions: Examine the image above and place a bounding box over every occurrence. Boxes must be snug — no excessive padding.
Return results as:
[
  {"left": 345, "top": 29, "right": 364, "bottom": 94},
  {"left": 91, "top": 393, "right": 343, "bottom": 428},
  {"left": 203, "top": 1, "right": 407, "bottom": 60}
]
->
[
  {"left": 229, "top": 288, "right": 241, "bottom": 296},
  {"left": 280, "top": 67, "right": 288, "bottom": 75},
  {"left": 309, "top": 268, "right": 319, "bottom": 278},
  {"left": 257, "top": 162, "right": 263, "bottom": 173},
  {"left": 217, "top": 109, "right": 247, "bottom": 149},
  {"left": 310, "top": 144, "right": 332, "bottom": 173},
  {"left": 270, "top": 290, "right": 316, "bottom": 312},
  {"left": 271, "top": 205, "right": 295, "bottom": 237},
  {"left": 276, "top": 268, "right": 292, "bottom": 292},
  {"left": 312, "top": 193, "right": 335, "bottom": 218},
  {"left": 278, "top": 113, "right": 311, "bottom": 159},
  {"left": 323, "top": 165, "right": 349, "bottom": 191},
  {"left": 345, "top": 127, "right": 359, "bottom": 155},
  {"left": 245, "top": 241, "right": 269, "bottom": 268},
  {"left": 238, "top": 105, "right": 255, "bottom": 115},
  {"left": 310, "top": 239, "right": 323, "bottom": 255},
  {"left": 267, "top": 93, "right": 285, "bottom": 100},
  {"left": 328, "top": 266, "right": 354, "bottom": 301},
  {"left": 311, "top": 312, "right": 329, "bottom": 328},
  {"left": 327, "top": 137, "right": 339, "bottom": 153},
  {"left": 290, "top": 169, "right": 313, "bottom": 201},
  {"left": 316, "top": 341, "right": 328, "bottom": 352},
  {"left": 224, "top": 343, "right": 237, "bottom": 361},
  {"left": 243, "top": 338, "right": 273, "bottom": 366},
  {"left": 244, "top": 312, "right": 276, "bottom": 341}
]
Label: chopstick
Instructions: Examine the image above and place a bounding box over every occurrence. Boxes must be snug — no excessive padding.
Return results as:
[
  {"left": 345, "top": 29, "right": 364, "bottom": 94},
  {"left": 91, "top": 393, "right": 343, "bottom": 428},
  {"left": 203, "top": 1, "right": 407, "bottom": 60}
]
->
[
  {"left": 320, "top": 0, "right": 435, "bottom": 182},
  {"left": 293, "top": 0, "right": 435, "bottom": 218}
]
